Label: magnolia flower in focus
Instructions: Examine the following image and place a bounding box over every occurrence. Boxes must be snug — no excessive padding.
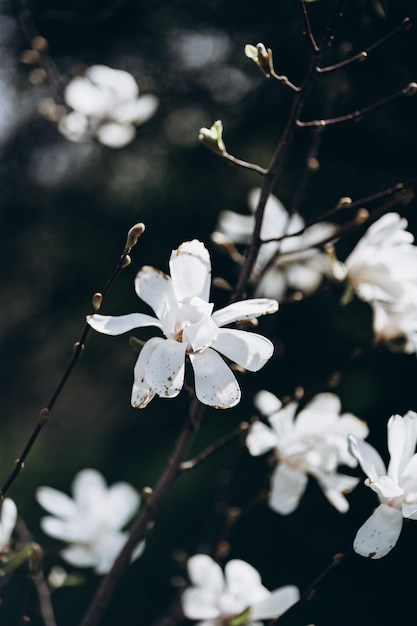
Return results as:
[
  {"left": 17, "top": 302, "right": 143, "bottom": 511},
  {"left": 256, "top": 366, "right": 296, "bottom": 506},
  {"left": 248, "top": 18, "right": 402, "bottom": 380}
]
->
[
  {"left": 0, "top": 498, "right": 17, "bottom": 553},
  {"left": 36, "top": 469, "right": 143, "bottom": 574},
  {"left": 344, "top": 213, "right": 417, "bottom": 353},
  {"left": 349, "top": 411, "right": 417, "bottom": 559},
  {"left": 87, "top": 240, "right": 278, "bottom": 409},
  {"left": 213, "top": 188, "right": 336, "bottom": 299},
  {"left": 181, "top": 554, "right": 299, "bottom": 626},
  {"left": 58, "top": 65, "right": 159, "bottom": 148},
  {"left": 246, "top": 391, "right": 368, "bottom": 514}
]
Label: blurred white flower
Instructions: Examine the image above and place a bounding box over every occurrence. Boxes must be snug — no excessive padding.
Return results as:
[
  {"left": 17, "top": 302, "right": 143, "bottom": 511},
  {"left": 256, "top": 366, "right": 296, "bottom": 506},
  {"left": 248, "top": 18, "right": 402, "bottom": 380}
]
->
[
  {"left": 213, "top": 188, "right": 336, "bottom": 299},
  {"left": 181, "top": 554, "right": 299, "bottom": 626},
  {"left": 0, "top": 498, "right": 17, "bottom": 552},
  {"left": 246, "top": 391, "right": 368, "bottom": 514},
  {"left": 36, "top": 468, "right": 143, "bottom": 574},
  {"left": 344, "top": 213, "right": 417, "bottom": 352},
  {"left": 349, "top": 411, "right": 417, "bottom": 559},
  {"left": 58, "top": 65, "right": 159, "bottom": 148},
  {"left": 88, "top": 240, "right": 278, "bottom": 409}
]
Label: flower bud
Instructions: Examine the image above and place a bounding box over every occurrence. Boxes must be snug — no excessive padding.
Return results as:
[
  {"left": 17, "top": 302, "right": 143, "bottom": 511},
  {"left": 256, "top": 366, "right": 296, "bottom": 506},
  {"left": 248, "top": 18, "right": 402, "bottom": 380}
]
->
[
  {"left": 126, "top": 222, "right": 145, "bottom": 251},
  {"left": 244, "top": 42, "right": 272, "bottom": 77},
  {"left": 122, "top": 254, "right": 132, "bottom": 268},
  {"left": 405, "top": 82, "right": 417, "bottom": 96},
  {"left": 199, "top": 120, "right": 226, "bottom": 154},
  {"left": 92, "top": 292, "right": 103, "bottom": 312},
  {"left": 336, "top": 196, "right": 352, "bottom": 209}
]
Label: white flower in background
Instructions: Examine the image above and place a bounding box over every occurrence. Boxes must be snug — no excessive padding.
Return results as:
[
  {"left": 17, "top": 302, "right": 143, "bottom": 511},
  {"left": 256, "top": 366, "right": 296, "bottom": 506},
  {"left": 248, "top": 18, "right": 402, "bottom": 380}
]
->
[
  {"left": 213, "top": 188, "right": 336, "bottom": 299},
  {"left": 349, "top": 411, "right": 417, "bottom": 559},
  {"left": 181, "top": 554, "right": 299, "bottom": 626},
  {"left": 344, "top": 212, "right": 417, "bottom": 353},
  {"left": 36, "top": 469, "right": 143, "bottom": 574},
  {"left": 0, "top": 498, "right": 17, "bottom": 552},
  {"left": 246, "top": 391, "right": 368, "bottom": 514},
  {"left": 58, "top": 65, "right": 159, "bottom": 148},
  {"left": 87, "top": 240, "right": 278, "bottom": 409}
]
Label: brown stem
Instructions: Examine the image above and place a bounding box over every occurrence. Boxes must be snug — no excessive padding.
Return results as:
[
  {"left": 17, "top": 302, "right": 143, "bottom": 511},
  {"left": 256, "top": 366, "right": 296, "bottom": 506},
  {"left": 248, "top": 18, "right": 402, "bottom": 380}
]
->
[
  {"left": 223, "top": 152, "right": 268, "bottom": 175},
  {"left": 78, "top": 398, "right": 205, "bottom": 626},
  {"left": 298, "top": 0, "right": 320, "bottom": 53}
]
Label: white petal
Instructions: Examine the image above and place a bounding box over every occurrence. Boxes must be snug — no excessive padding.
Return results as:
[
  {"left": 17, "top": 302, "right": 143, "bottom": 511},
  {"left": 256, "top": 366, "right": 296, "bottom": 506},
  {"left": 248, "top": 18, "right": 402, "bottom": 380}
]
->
[
  {"left": 353, "top": 504, "right": 403, "bottom": 559},
  {"left": 225, "top": 560, "right": 267, "bottom": 601},
  {"left": 169, "top": 240, "right": 211, "bottom": 302},
  {"left": 212, "top": 328, "right": 273, "bottom": 371},
  {"left": 64, "top": 76, "right": 111, "bottom": 117},
  {"left": 40, "top": 517, "right": 81, "bottom": 542},
  {"left": 183, "top": 314, "right": 218, "bottom": 352},
  {"left": 135, "top": 266, "right": 176, "bottom": 319},
  {"left": 87, "top": 313, "right": 162, "bottom": 335},
  {"left": 131, "top": 337, "right": 164, "bottom": 408},
  {"left": 58, "top": 111, "right": 89, "bottom": 142},
  {"left": 187, "top": 554, "right": 224, "bottom": 593},
  {"left": 190, "top": 349, "right": 240, "bottom": 408},
  {"left": 96, "top": 122, "right": 136, "bottom": 148},
  {"left": 316, "top": 472, "right": 359, "bottom": 513},
  {"left": 0, "top": 499, "right": 17, "bottom": 547},
  {"left": 86, "top": 65, "right": 139, "bottom": 100},
  {"left": 254, "top": 390, "right": 282, "bottom": 417},
  {"left": 294, "top": 393, "right": 341, "bottom": 434},
  {"left": 348, "top": 435, "right": 386, "bottom": 482},
  {"left": 212, "top": 299, "right": 278, "bottom": 327},
  {"left": 181, "top": 588, "right": 221, "bottom": 620},
  {"left": 36, "top": 487, "right": 77, "bottom": 519},
  {"left": 72, "top": 469, "right": 107, "bottom": 508},
  {"left": 60, "top": 545, "right": 96, "bottom": 569},
  {"left": 216, "top": 210, "right": 254, "bottom": 244},
  {"left": 251, "top": 586, "right": 300, "bottom": 620},
  {"left": 269, "top": 464, "right": 308, "bottom": 515},
  {"left": 246, "top": 422, "right": 279, "bottom": 456},
  {"left": 113, "top": 94, "right": 159, "bottom": 124},
  {"left": 106, "top": 483, "right": 140, "bottom": 529},
  {"left": 145, "top": 339, "right": 186, "bottom": 398}
]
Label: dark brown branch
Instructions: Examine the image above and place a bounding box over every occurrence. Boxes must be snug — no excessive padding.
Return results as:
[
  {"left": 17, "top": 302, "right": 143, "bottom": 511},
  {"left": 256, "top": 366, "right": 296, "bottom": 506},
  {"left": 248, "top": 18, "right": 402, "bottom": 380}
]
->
[
  {"left": 298, "top": 0, "right": 320, "bottom": 53},
  {"left": 297, "top": 83, "right": 416, "bottom": 128}
]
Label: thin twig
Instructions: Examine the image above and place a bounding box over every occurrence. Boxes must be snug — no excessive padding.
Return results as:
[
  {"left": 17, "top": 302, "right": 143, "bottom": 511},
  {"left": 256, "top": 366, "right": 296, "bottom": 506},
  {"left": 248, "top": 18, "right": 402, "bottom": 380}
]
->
[
  {"left": 179, "top": 422, "right": 249, "bottom": 471},
  {"left": 223, "top": 152, "right": 268, "bottom": 175},
  {"left": 298, "top": 0, "right": 320, "bottom": 53},
  {"left": 297, "top": 83, "right": 416, "bottom": 128}
]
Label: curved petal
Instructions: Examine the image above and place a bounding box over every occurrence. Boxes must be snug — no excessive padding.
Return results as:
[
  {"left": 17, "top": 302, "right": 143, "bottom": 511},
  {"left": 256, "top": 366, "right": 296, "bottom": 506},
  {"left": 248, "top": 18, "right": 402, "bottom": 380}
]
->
[
  {"left": 113, "top": 94, "right": 159, "bottom": 124},
  {"left": 294, "top": 393, "right": 341, "bottom": 435},
  {"left": 269, "top": 464, "right": 308, "bottom": 515},
  {"left": 251, "top": 586, "right": 300, "bottom": 620},
  {"left": 64, "top": 76, "right": 111, "bottom": 116},
  {"left": 72, "top": 469, "right": 107, "bottom": 508},
  {"left": 316, "top": 472, "right": 359, "bottom": 513},
  {"left": 87, "top": 313, "right": 162, "bottom": 335},
  {"left": 187, "top": 554, "right": 224, "bottom": 593},
  {"left": 131, "top": 337, "right": 165, "bottom": 408},
  {"left": 183, "top": 314, "right": 218, "bottom": 352},
  {"left": 40, "top": 517, "right": 81, "bottom": 542},
  {"left": 135, "top": 266, "right": 176, "bottom": 319},
  {"left": 353, "top": 503, "right": 403, "bottom": 559},
  {"left": 60, "top": 545, "right": 96, "bottom": 569},
  {"left": 145, "top": 339, "right": 186, "bottom": 398},
  {"left": 36, "top": 487, "right": 77, "bottom": 519},
  {"left": 225, "top": 560, "right": 266, "bottom": 603},
  {"left": 348, "top": 435, "right": 386, "bottom": 482},
  {"left": 86, "top": 65, "right": 139, "bottom": 100},
  {"left": 246, "top": 422, "right": 279, "bottom": 456},
  {"left": 212, "top": 329, "right": 274, "bottom": 372},
  {"left": 181, "top": 588, "right": 220, "bottom": 620},
  {"left": 190, "top": 349, "right": 240, "bottom": 408},
  {"left": 0, "top": 499, "right": 17, "bottom": 547},
  {"left": 169, "top": 240, "right": 211, "bottom": 302},
  {"left": 216, "top": 210, "right": 254, "bottom": 244},
  {"left": 106, "top": 483, "right": 140, "bottom": 529},
  {"left": 253, "top": 390, "right": 282, "bottom": 417},
  {"left": 212, "top": 299, "right": 278, "bottom": 328},
  {"left": 96, "top": 122, "right": 136, "bottom": 148}
]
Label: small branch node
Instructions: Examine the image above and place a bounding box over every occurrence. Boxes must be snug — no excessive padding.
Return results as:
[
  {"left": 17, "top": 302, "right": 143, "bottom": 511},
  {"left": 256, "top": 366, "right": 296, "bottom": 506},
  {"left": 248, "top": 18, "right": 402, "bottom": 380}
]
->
[{"left": 38, "top": 408, "right": 50, "bottom": 425}]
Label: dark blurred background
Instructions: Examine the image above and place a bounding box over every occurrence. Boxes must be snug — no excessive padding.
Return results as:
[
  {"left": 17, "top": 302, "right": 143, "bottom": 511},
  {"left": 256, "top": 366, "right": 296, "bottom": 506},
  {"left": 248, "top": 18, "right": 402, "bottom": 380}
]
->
[{"left": 1, "top": 0, "right": 417, "bottom": 624}]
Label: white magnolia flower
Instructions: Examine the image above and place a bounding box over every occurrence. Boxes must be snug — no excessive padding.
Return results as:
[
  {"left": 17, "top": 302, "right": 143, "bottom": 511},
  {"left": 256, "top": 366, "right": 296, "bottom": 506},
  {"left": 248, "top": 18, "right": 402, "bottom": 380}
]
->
[
  {"left": 246, "top": 391, "right": 368, "bottom": 514},
  {"left": 181, "top": 554, "right": 299, "bottom": 626},
  {"left": 87, "top": 240, "right": 278, "bottom": 409},
  {"left": 0, "top": 498, "right": 17, "bottom": 552},
  {"left": 36, "top": 469, "right": 143, "bottom": 574},
  {"left": 349, "top": 411, "right": 417, "bottom": 559},
  {"left": 58, "top": 65, "right": 159, "bottom": 148},
  {"left": 344, "top": 212, "right": 417, "bottom": 353},
  {"left": 213, "top": 188, "right": 336, "bottom": 299}
]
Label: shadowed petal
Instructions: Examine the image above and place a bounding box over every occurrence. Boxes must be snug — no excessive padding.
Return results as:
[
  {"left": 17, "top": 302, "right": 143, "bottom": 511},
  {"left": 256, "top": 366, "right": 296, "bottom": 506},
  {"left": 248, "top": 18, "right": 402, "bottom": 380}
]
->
[
  {"left": 212, "top": 329, "right": 273, "bottom": 371},
  {"left": 36, "top": 487, "right": 77, "bottom": 519},
  {"left": 188, "top": 554, "right": 224, "bottom": 593},
  {"left": 114, "top": 94, "right": 159, "bottom": 124},
  {"left": 87, "top": 313, "right": 162, "bottom": 335},
  {"left": 254, "top": 390, "right": 282, "bottom": 416},
  {"left": 354, "top": 503, "right": 403, "bottom": 559},
  {"left": 181, "top": 588, "right": 221, "bottom": 620},
  {"left": 246, "top": 422, "right": 279, "bottom": 456},
  {"left": 0, "top": 499, "right": 17, "bottom": 548},
  {"left": 169, "top": 240, "right": 211, "bottom": 302},
  {"left": 190, "top": 349, "right": 240, "bottom": 408},
  {"left": 106, "top": 484, "right": 140, "bottom": 528},
  {"left": 135, "top": 266, "right": 176, "bottom": 319},
  {"left": 251, "top": 586, "right": 300, "bottom": 620},
  {"left": 269, "top": 464, "right": 308, "bottom": 515},
  {"left": 131, "top": 337, "right": 164, "bottom": 408},
  {"left": 348, "top": 435, "right": 386, "bottom": 482},
  {"left": 72, "top": 469, "right": 107, "bottom": 508},
  {"left": 96, "top": 123, "right": 136, "bottom": 148},
  {"left": 212, "top": 299, "right": 278, "bottom": 327}
]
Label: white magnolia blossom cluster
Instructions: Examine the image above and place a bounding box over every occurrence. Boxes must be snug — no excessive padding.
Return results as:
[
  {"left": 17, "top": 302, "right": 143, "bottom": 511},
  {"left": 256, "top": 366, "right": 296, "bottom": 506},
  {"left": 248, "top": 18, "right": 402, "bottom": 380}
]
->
[
  {"left": 88, "top": 240, "right": 278, "bottom": 409},
  {"left": 181, "top": 554, "right": 299, "bottom": 626},
  {"left": 58, "top": 65, "right": 159, "bottom": 148},
  {"left": 349, "top": 411, "right": 417, "bottom": 559},
  {"left": 213, "top": 188, "right": 336, "bottom": 300},
  {"left": 344, "top": 213, "right": 417, "bottom": 353},
  {"left": 36, "top": 469, "right": 143, "bottom": 574},
  {"left": 246, "top": 391, "right": 368, "bottom": 514}
]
